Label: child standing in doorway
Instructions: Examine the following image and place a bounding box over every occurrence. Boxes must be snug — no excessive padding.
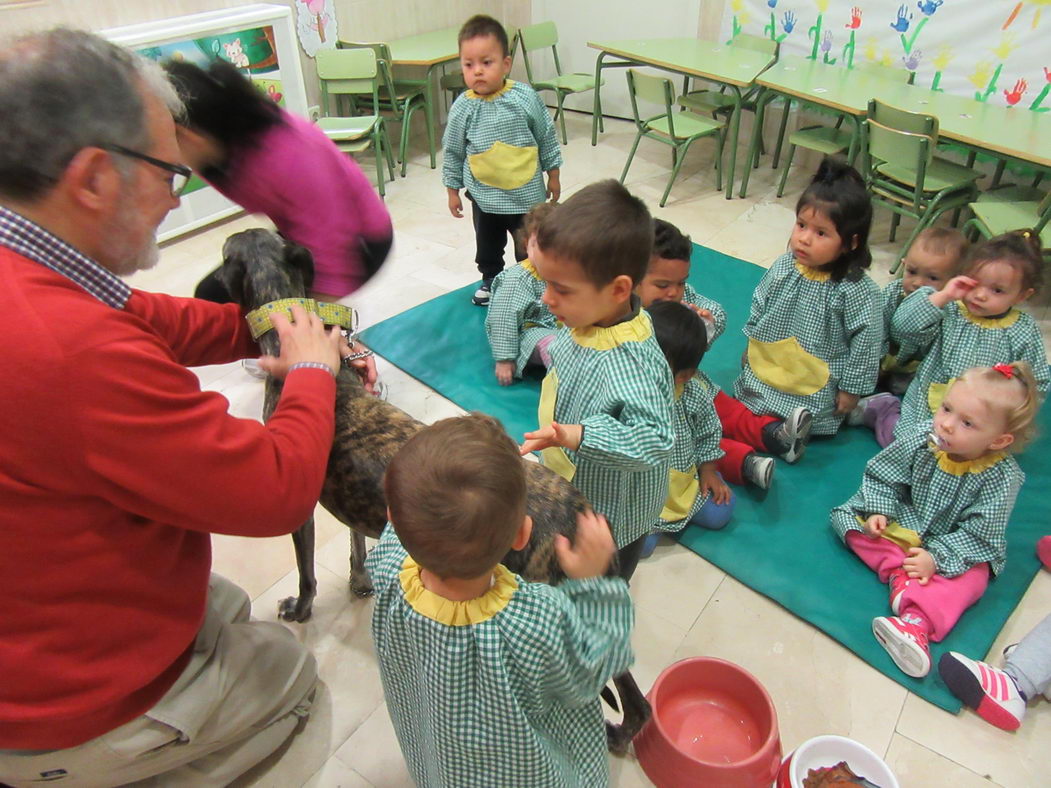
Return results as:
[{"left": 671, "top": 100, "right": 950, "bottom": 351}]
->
[{"left": 443, "top": 15, "right": 562, "bottom": 306}]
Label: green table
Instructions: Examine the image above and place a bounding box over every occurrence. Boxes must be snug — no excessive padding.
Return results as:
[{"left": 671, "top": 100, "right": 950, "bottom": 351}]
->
[
  {"left": 588, "top": 39, "right": 775, "bottom": 200},
  {"left": 386, "top": 27, "right": 460, "bottom": 168},
  {"left": 739, "top": 54, "right": 1051, "bottom": 198}
]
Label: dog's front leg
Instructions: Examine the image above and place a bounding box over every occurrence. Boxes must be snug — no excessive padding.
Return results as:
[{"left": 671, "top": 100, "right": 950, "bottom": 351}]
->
[
  {"left": 605, "top": 670, "right": 652, "bottom": 755},
  {"left": 279, "top": 517, "right": 317, "bottom": 622},
  {"left": 349, "top": 529, "right": 374, "bottom": 597}
]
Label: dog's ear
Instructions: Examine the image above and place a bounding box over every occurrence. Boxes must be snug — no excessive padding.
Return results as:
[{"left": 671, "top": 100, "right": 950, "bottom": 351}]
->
[
  {"left": 284, "top": 239, "right": 315, "bottom": 293},
  {"left": 216, "top": 236, "right": 248, "bottom": 304}
]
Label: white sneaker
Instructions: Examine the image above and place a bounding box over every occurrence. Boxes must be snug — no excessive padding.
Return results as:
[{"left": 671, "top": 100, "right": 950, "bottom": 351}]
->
[
  {"left": 742, "top": 454, "right": 774, "bottom": 490},
  {"left": 847, "top": 392, "right": 897, "bottom": 427},
  {"left": 938, "top": 651, "right": 1026, "bottom": 731},
  {"left": 873, "top": 614, "right": 931, "bottom": 677}
]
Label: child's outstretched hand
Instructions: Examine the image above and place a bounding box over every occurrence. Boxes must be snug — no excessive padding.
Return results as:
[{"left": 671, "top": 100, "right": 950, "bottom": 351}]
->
[
  {"left": 495, "top": 361, "right": 515, "bottom": 386},
  {"left": 864, "top": 514, "right": 888, "bottom": 537},
  {"left": 555, "top": 509, "right": 615, "bottom": 579},
  {"left": 904, "top": 547, "right": 936, "bottom": 584},
  {"left": 520, "top": 421, "right": 583, "bottom": 454},
  {"left": 931, "top": 275, "right": 976, "bottom": 307},
  {"left": 546, "top": 169, "right": 561, "bottom": 203},
  {"left": 836, "top": 390, "right": 860, "bottom": 415}
]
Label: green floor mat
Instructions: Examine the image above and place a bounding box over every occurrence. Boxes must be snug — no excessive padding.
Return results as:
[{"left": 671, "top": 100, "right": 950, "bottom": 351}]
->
[{"left": 360, "top": 244, "right": 1050, "bottom": 713}]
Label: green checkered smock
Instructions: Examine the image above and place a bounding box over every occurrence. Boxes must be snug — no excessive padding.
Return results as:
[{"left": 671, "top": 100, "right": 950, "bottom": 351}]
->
[
  {"left": 830, "top": 420, "right": 1024, "bottom": 577},
  {"left": 538, "top": 305, "right": 675, "bottom": 548},
  {"left": 366, "top": 526, "right": 634, "bottom": 788},
  {"left": 732, "top": 253, "right": 883, "bottom": 436},
  {"left": 683, "top": 283, "right": 727, "bottom": 345},
  {"left": 485, "top": 259, "right": 556, "bottom": 376},
  {"left": 880, "top": 278, "right": 926, "bottom": 371},
  {"left": 654, "top": 374, "right": 724, "bottom": 533},
  {"left": 441, "top": 80, "right": 562, "bottom": 215},
  {"left": 890, "top": 288, "right": 1050, "bottom": 438}
]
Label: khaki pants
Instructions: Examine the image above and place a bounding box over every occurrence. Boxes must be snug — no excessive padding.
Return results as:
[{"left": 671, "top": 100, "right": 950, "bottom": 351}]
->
[{"left": 0, "top": 575, "right": 317, "bottom": 788}]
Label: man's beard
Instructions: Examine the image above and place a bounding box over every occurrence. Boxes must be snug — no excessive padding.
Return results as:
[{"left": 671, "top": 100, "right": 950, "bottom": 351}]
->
[{"left": 102, "top": 188, "right": 161, "bottom": 277}]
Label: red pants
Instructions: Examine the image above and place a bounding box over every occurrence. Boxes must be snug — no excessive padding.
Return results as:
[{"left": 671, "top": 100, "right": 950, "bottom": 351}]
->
[
  {"left": 714, "top": 391, "right": 779, "bottom": 485},
  {"left": 846, "top": 531, "right": 990, "bottom": 642}
]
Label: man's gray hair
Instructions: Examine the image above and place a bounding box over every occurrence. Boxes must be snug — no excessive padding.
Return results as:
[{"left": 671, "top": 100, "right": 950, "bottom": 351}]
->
[{"left": 0, "top": 28, "right": 184, "bottom": 203}]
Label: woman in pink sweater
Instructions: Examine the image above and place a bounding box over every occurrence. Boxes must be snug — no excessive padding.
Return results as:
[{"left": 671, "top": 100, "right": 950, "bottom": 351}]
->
[{"left": 167, "top": 59, "right": 393, "bottom": 302}]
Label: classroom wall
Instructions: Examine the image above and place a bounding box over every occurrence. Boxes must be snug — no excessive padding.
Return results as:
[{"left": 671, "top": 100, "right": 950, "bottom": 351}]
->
[{"left": 1, "top": 0, "right": 531, "bottom": 106}]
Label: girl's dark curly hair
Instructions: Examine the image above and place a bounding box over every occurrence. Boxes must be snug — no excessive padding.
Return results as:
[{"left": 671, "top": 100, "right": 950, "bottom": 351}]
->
[
  {"left": 164, "top": 58, "right": 281, "bottom": 169},
  {"left": 795, "top": 156, "right": 873, "bottom": 282}
]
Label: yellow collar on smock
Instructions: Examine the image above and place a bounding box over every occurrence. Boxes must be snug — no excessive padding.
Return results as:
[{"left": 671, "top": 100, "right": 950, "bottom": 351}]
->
[
  {"left": 794, "top": 260, "right": 831, "bottom": 282},
  {"left": 400, "top": 556, "right": 517, "bottom": 626},
  {"left": 934, "top": 448, "right": 1008, "bottom": 476},
  {"left": 569, "top": 302, "right": 651, "bottom": 350},
  {"left": 465, "top": 79, "right": 514, "bottom": 101},
  {"left": 957, "top": 302, "right": 1020, "bottom": 329},
  {"left": 520, "top": 258, "right": 542, "bottom": 280}
]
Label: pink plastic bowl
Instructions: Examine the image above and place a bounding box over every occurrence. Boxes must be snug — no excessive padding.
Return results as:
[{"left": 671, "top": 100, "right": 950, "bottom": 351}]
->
[
  {"left": 776, "top": 735, "right": 900, "bottom": 788},
  {"left": 634, "top": 657, "right": 782, "bottom": 788}
]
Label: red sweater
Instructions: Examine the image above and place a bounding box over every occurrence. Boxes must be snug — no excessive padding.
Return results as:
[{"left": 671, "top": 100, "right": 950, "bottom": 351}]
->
[{"left": 0, "top": 247, "right": 335, "bottom": 749}]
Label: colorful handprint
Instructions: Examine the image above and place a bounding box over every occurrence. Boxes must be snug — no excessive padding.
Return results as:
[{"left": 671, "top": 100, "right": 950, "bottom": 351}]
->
[
  {"left": 845, "top": 6, "right": 862, "bottom": 28},
  {"left": 902, "top": 50, "right": 922, "bottom": 71},
  {"left": 890, "top": 4, "right": 912, "bottom": 32},
  {"left": 932, "top": 45, "right": 953, "bottom": 71},
  {"left": 993, "top": 33, "right": 1016, "bottom": 60},
  {"left": 782, "top": 10, "right": 797, "bottom": 34},
  {"left": 917, "top": 0, "right": 943, "bottom": 16},
  {"left": 1004, "top": 78, "right": 1028, "bottom": 105},
  {"left": 968, "top": 62, "right": 993, "bottom": 91}
]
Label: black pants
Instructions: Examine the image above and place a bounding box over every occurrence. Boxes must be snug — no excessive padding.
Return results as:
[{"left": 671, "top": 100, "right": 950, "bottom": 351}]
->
[
  {"left": 617, "top": 535, "right": 646, "bottom": 583},
  {"left": 469, "top": 193, "right": 526, "bottom": 281}
]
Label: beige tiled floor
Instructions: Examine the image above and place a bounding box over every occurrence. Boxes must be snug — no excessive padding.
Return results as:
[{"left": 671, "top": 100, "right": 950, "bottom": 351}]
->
[{"left": 129, "top": 111, "right": 1050, "bottom": 787}]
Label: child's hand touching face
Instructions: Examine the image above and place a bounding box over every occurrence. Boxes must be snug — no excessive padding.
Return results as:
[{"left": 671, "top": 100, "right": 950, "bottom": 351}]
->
[
  {"left": 929, "top": 275, "right": 977, "bottom": 308},
  {"left": 904, "top": 547, "right": 936, "bottom": 584}
]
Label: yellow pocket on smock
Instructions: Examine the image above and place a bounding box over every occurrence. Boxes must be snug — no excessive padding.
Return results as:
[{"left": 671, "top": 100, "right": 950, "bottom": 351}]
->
[
  {"left": 660, "top": 467, "right": 699, "bottom": 523},
  {"left": 926, "top": 378, "right": 955, "bottom": 415},
  {"left": 468, "top": 141, "right": 539, "bottom": 190},
  {"left": 537, "top": 371, "right": 575, "bottom": 482},
  {"left": 747, "top": 336, "right": 830, "bottom": 396}
]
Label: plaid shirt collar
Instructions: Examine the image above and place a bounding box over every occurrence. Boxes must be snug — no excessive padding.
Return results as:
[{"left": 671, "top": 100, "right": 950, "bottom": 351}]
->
[{"left": 0, "top": 204, "right": 130, "bottom": 309}]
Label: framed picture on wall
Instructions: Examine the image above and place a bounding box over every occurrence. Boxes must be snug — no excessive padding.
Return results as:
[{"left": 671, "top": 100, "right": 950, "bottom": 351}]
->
[{"left": 103, "top": 3, "right": 308, "bottom": 242}]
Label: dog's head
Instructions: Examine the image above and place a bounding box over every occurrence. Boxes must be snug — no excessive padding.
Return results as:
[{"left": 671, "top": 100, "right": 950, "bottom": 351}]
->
[{"left": 218, "top": 228, "right": 315, "bottom": 310}]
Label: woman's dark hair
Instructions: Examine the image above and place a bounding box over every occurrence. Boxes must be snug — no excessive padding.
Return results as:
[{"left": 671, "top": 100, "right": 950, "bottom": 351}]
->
[
  {"left": 795, "top": 156, "right": 873, "bottom": 282},
  {"left": 647, "top": 300, "right": 708, "bottom": 376},
  {"left": 164, "top": 59, "right": 281, "bottom": 160}
]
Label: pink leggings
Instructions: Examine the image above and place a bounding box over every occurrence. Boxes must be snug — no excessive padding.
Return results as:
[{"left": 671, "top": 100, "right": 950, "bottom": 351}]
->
[{"left": 845, "top": 531, "right": 989, "bottom": 642}]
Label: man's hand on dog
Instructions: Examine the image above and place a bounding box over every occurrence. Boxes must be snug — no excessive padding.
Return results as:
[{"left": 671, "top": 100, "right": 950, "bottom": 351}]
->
[
  {"left": 554, "top": 509, "right": 615, "bottom": 579},
  {"left": 258, "top": 304, "right": 342, "bottom": 378}
]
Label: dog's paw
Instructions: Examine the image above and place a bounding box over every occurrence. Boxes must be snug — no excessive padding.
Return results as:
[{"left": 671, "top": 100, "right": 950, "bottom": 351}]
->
[
  {"left": 604, "top": 721, "right": 633, "bottom": 756},
  {"left": 278, "top": 595, "right": 314, "bottom": 622},
  {"left": 350, "top": 580, "right": 374, "bottom": 598}
]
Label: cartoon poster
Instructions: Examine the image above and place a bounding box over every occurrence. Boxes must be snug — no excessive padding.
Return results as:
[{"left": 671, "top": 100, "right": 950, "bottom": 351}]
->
[
  {"left": 294, "top": 0, "right": 339, "bottom": 57},
  {"left": 723, "top": 1, "right": 1050, "bottom": 111}
]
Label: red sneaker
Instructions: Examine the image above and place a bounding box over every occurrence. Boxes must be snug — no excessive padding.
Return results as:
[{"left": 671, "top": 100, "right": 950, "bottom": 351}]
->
[
  {"left": 873, "top": 614, "right": 931, "bottom": 677},
  {"left": 938, "top": 651, "right": 1026, "bottom": 731},
  {"left": 888, "top": 568, "right": 910, "bottom": 615}
]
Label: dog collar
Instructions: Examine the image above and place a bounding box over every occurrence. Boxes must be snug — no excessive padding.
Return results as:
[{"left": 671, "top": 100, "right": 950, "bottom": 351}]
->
[{"left": 245, "top": 298, "right": 357, "bottom": 340}]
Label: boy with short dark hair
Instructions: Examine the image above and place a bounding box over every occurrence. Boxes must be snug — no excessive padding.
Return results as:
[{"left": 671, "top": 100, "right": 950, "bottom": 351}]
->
[
  {"left": 443, "top": 14, "right": 562, "bottom": 306},
  {"left": 368, "top": 413, "right": 633, "bottom": 787},
  {"left": 521, "top": 180, "right": 675, "bottom": 580}
]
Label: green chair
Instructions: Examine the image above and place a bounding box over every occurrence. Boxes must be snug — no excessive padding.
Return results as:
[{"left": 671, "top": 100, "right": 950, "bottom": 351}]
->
[
  {"left": 775, "top": 62, "right": 908, "bottom": 198},
  {"left": 439, "top": 24, "right": 519, "bottom": 107},
  {"left": 620, "top": 69, "right": 726, "bottom": 207},
  {"left": 864, "top": 99, "right": 983, "bottom": 272},
  {"left": 962, "top": 191, "right": 1051, "bottom": 259},
  {"left": 311, "top": 51, "right": 396, "bottom": 198},
  {"left": 518, "top": 21, "right": 601, "bottom": 145},
  {"left": 677, "top": 34, "right": 776, "bottom": 116},
  {"left": 334, "top": 41, "right": 436, "bottom": 176}
]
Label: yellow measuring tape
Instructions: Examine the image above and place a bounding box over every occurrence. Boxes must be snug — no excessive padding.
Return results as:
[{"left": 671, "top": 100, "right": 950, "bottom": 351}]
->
[{"left": 245, "top": 298, "right": 357, "bottom": 340}]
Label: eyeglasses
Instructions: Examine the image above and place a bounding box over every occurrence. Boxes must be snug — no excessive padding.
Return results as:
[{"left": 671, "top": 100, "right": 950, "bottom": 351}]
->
[{"left": 101, "top": 144, "right": 193, "bottom": 198}]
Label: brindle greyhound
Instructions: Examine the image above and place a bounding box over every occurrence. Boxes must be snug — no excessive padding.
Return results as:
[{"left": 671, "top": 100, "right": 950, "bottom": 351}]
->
[{"left": 216, "top": 228, "right": 651, "bottom": 752}]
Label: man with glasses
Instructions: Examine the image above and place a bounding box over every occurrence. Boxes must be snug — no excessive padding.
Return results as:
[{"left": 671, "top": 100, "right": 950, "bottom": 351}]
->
[{"left": 0, "top": 29, "right": 341, "bottom": 786}]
